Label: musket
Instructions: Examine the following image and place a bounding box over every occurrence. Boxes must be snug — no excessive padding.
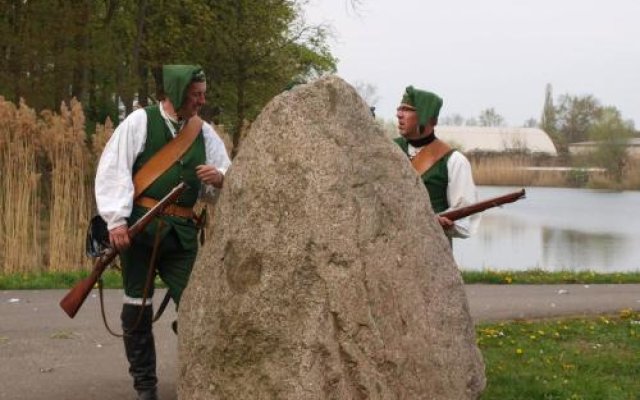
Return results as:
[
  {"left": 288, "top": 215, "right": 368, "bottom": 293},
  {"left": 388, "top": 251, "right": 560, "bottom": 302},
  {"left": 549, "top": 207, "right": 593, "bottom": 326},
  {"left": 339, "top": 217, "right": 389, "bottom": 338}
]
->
[
  {"left": 59, "top": 182, "right": 188, "bottom": 318},
  {"left": 439, "top": 188, "right": 526, "bottom": 221}
]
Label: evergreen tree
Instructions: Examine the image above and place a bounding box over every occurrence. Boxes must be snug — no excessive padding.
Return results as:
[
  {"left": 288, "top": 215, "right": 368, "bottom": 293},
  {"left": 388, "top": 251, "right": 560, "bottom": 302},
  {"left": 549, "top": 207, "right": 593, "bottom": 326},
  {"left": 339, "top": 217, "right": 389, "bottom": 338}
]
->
[{"left": 540, "top": 83, "right": 557, "bottom": 134}]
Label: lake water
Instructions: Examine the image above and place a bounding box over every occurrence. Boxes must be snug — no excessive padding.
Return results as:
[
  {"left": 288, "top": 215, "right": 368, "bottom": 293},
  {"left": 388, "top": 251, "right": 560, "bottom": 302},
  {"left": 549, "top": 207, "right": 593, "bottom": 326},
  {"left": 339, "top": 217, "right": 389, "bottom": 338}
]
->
[{"left": 453, "top": 186, "right": 640, "bottom": 272}]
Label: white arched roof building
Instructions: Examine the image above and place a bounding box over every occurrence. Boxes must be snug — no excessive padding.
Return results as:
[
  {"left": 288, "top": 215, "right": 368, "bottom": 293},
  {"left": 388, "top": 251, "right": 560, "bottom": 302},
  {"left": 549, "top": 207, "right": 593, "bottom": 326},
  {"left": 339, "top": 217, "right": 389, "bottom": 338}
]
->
[{"left": 435, "top": 126, "right": 558, "bottom": 155}]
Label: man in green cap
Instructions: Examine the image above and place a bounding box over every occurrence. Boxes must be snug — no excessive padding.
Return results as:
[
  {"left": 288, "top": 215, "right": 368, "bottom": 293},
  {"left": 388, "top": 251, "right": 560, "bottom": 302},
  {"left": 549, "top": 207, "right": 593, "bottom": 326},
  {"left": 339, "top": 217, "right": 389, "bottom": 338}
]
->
[
  {"left": 95, "top": 65, "right": 231, "bottom": 400},
  {"left": 394, "top": 86, "right": 478, "bottom": 240}
]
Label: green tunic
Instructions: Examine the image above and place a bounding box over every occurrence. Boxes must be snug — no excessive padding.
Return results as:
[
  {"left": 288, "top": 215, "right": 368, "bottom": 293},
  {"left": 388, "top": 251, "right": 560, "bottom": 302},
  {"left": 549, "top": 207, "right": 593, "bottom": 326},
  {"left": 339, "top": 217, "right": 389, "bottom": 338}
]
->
[
  {"left": 121, "top": 105, "right": 206, "bottom": 303},
  {"left": 394, "top": 137, "right": 453, "bottom": 213},
  {"left": 129, "top": 105, "right": 205, "bottom": 250}
]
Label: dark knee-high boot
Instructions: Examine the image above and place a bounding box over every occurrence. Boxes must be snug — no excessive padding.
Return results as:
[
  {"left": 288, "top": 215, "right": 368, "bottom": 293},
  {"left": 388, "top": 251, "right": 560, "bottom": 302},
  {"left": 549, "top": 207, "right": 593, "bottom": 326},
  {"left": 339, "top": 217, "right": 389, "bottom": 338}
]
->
[{"left": 121, "top": 304, "right": 158, "bottom": 400}]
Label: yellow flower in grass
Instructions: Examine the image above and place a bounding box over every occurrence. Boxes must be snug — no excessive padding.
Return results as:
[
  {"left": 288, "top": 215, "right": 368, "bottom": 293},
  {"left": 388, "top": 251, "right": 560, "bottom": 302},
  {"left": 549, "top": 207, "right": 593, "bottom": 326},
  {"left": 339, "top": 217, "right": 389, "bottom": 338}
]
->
[
  {"left": 619, "top": 308, "right": 634, "bottom": 319},
  {"left": 479, "top": 327, "right": 505, "bottom": 338},
  {"left": 516, "top": 348, "right": 523, "bottom": 355}
]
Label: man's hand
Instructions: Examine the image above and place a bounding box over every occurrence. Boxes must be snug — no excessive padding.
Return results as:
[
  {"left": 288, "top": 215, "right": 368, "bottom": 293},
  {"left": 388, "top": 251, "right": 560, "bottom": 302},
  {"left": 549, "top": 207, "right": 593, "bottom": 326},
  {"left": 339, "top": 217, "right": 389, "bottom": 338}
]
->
[
  {"left": 196, "top": 164, "right": 224, "bottom": 188},
  {"left": 437, "top": 215, "right": 454, "bottom": 230},
  {"left": 109, "top": 225, "right": 130, "bottom": 252}
]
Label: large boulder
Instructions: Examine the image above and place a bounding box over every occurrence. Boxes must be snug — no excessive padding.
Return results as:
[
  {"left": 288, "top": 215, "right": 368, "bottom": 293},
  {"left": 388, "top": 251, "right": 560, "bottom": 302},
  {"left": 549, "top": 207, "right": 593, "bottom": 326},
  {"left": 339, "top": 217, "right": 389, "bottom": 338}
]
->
[{"left": 178, "top": 75, "right": 485, "bottom": 399}]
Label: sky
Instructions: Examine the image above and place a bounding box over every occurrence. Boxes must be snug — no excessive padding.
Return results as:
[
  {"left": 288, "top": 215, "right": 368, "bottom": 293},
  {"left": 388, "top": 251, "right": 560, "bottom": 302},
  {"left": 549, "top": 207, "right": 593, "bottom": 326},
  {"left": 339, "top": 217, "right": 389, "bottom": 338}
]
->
[{"left": 303, "top": 0, "right": 640, "bottom": 128}]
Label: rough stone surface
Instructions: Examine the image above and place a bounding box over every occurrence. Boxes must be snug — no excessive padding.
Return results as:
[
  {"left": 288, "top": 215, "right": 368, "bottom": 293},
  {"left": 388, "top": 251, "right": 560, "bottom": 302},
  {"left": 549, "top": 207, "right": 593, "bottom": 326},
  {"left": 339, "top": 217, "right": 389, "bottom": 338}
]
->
[{"left": 178, "top": 75, "right": 485, "bottom": 399}]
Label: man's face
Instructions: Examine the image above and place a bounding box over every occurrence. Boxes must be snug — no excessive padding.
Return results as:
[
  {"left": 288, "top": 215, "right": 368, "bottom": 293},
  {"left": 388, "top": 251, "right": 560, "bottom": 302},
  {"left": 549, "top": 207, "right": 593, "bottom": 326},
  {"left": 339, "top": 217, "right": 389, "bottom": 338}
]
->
[
  {"left": 396, "top": 103, "right": 420, "bottom": 139},
  {"left": 179, "top": 81, "right": 207, "bottom": 119}
]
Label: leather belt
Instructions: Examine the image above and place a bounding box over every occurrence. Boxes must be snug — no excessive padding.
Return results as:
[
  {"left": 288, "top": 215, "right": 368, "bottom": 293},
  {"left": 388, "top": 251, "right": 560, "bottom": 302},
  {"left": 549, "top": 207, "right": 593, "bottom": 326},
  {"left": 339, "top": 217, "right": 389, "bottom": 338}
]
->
[{"left": 135, "top": 196, "right": 194, "bottom": 218}]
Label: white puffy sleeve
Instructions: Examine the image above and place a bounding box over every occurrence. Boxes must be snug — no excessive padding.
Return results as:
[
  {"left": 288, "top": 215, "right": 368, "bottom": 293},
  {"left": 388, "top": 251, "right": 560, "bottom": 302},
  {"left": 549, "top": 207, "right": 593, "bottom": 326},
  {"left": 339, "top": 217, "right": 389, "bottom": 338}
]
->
[
  {"left": 200, "top": 122, "right": 232, "bottom": 201},
  {"left": 95, "top": 109, "right": 148, "bottom": 230},
  {"left": 445, "top": 151, "right": 480, "bottom": 238}
]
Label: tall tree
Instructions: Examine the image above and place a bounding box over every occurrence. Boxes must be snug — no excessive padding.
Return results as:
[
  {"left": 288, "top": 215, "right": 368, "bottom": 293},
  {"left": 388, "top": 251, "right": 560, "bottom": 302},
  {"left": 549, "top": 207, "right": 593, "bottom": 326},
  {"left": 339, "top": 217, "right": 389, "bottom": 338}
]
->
[
  {"left": 0, "top": 0, "right": 136, "bottom": 122},
  {"left": 353, "top": 81, "right": 380, "bottom": 107},
  {"left": 440, "top": 114, "right": 465, "bottom": 126},
  {"left": 523, "top": 118, "right": 538, "bottom": 128},
  {"left": 556, "top": 94, "right": 602, "bottom": 144},
  {"left": 0, "top": 0, "right": 336, "bottom": 142},
  {"left": 588, "top": 107, "right": 634, "bottom": 182},
  {"left": 478, "top": 107, "right": 504, "bottom": 127},
  {"left": 540, "top": 83, "right": 557, "bottom": 135},
  {"left": 204, "top": 0, "right": 336, "bottom": 156}
]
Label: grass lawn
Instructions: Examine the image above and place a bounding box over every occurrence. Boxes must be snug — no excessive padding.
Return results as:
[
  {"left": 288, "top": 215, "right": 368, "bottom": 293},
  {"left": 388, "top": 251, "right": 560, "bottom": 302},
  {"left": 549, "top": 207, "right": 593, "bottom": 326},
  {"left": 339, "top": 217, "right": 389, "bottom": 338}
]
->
[
  {"left": 462, "top": 269, "right": 640, "bottom": 284},
  {"left": 2, "top": 269, "right": 640, "bottom": 290},
  {"left": 478, "top": 310, "right": 640, "bottom": 399},
  {"left": 0, "top": 270, "right": 129, "bottom": 290}
]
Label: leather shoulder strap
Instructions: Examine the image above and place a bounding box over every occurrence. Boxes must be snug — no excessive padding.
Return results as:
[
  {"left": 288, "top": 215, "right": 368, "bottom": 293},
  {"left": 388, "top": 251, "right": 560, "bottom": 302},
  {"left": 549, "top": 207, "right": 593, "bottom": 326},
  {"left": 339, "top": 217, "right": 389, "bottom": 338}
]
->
[
  {"left": 133, "top": 116, "right": 204, "bottom": 199},
  {"left": 411, "top": 138, "right": 453, "bottom": 176}
]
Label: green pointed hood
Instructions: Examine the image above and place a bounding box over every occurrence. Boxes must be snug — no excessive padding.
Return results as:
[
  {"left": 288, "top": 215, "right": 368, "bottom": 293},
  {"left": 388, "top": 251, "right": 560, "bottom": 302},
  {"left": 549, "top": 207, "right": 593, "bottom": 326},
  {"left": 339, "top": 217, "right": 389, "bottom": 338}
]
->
[
  {"left": 162, "top": 65, "right": 206, "bottom": 111},
  {"left": 401, "top": 86, "right": 443, "bottom": 128}
]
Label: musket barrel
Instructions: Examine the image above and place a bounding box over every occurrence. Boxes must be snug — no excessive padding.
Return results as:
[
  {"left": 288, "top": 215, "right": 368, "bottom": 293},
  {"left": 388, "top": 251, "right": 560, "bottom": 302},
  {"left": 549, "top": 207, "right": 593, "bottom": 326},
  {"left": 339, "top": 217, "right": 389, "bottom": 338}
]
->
[
  {"left": 59, "top": 182, "right": 188, "bottom": 318},
  {"left": 439, "top": 188, "right": 525, "bottom": 221}
]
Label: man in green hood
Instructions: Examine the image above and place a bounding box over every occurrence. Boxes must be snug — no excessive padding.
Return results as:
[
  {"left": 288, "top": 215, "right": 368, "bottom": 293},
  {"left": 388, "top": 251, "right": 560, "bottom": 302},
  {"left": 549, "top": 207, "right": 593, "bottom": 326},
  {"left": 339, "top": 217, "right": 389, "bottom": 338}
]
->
[
  {"left": 394, "top": 86, "right": 478, "bottom": 240},
  {"left": 95, "top": 65, "right": 231, "bottom": 400}
]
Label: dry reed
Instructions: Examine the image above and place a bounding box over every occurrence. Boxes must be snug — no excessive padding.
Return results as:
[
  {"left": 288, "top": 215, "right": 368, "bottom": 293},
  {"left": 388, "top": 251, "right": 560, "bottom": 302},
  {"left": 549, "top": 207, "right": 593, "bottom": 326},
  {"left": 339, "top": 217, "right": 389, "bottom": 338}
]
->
[
  {"left": 471, "top": 155, "right": 535, "bottom": 186},
  {"left": 0, "top": 98, "right": 42, "bottom": 273},
  {"left": 41, "top": 99, "right": 93, "bottom": 271},
  {"left": 469, "top": 154, "right": 632, "bottom": 189},
  {"left": 91, "top": 117, "right": 113, "bottom": 158},
  {"left": 621, "top": 158, "right": 640, "bottom": 190},
  {"left": 0, "top": 98, "right": 112, "bottom": 274}
]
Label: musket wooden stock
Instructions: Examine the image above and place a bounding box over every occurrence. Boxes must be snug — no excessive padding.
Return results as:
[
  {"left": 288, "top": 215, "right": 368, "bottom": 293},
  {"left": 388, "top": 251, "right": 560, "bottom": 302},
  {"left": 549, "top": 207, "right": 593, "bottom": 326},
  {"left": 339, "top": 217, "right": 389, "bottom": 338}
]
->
[
  {"left": 439, "top": 188, "right": 526, "bottom": 221},
  {"left": 59, "top": 182, "right": 188, "bottom": 318}
]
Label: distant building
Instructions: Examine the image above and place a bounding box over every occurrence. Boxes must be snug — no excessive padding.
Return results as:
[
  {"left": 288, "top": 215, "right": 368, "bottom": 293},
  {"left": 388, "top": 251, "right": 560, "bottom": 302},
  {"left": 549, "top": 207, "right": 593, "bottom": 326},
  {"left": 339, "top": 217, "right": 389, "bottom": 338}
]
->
[
  {"left": 568, "top": 138, "right": 640, "bottom": 158},
  {"left": 435, "top": 126, "right": 558, "bottom": 156}
]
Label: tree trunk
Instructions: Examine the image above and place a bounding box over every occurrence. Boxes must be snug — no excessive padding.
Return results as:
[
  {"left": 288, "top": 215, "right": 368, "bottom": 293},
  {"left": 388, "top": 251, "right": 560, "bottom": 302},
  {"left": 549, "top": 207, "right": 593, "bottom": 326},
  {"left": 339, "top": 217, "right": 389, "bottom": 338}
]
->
[
  {"left": 71, "top": 1, "right": 91, "bottom": 103},
  {"left": 132, "top": 0, "right": 148, "bottom": 108},
  {"left": 8, "top": 0, "right": 24, "bottom": 103},
  {"left": 232, "top": 71, "right": 246, "bottom": 159}
]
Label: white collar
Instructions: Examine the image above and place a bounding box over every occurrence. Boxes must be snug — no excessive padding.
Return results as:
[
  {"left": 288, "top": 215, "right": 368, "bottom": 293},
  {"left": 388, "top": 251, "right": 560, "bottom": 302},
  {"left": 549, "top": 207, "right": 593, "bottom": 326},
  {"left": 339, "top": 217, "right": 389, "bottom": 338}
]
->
[
  {"left": 407, "top": 143, "right": 422, "bottom": 157},
  {"left": 159, "top": 102, "right": 181, "bottom": 137}
]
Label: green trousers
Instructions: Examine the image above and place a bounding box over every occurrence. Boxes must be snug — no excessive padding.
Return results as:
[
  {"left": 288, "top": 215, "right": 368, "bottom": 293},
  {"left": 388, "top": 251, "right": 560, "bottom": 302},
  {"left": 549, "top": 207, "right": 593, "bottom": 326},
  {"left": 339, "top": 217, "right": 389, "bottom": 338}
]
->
[{"left": 120, "top": 227, "right": 197, "bottom": 305}]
